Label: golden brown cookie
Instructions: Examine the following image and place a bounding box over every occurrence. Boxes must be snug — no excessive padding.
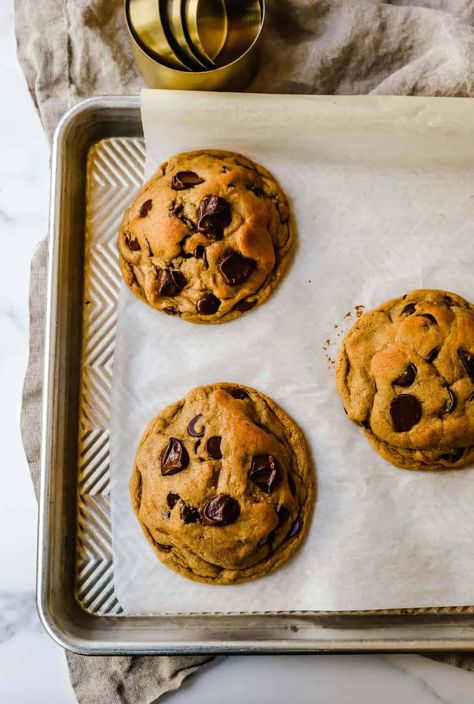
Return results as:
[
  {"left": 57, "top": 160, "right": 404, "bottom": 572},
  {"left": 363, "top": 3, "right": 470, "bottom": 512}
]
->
[
  {"left": 336, "top": 289, "right": 474, "bottom": 470},
  {"left": 130, "top": 383, "right": 315, "bottom": 584},
  {"left": 118, "top": 150, "right": 294, "bottom": 324}
]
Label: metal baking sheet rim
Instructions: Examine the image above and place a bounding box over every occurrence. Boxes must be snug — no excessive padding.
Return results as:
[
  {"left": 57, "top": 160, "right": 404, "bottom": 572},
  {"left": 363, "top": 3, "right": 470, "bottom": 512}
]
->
[{"left": 37, "top": 95, "right": 474, "bottom": 654}]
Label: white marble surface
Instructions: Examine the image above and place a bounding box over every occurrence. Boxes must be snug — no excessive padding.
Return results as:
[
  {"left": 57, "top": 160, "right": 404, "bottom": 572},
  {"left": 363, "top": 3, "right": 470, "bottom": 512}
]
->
[{"left": 2, "top": 1, "right": 474, "bottom": 702}]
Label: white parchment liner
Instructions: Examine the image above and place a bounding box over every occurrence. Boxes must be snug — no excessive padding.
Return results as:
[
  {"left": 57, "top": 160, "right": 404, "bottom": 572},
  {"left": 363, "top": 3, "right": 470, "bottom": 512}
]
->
[{"left": 110, "top": 92, "right": 474, "bottom": 614}]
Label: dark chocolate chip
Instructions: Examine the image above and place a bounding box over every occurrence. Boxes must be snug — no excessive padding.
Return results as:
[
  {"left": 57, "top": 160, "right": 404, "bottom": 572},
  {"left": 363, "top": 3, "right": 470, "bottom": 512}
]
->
[
  {"left": 218, "top": 251, "right": 255, "bottom": 286},
  {"left": 171, "top": 171, "right": 205, "bottom": 190},
  {"left": 226, "top": 387, "right": 249, "bottom": 399},
  {"left": 390, "top": 394, "right": 422, "bottom": 432},
  {"left": 248, "top": 455, "right": 281, "bottom": 493},
  {"left": 197, "top": 195, "right": 231, "bottom": 239},
  {"left": 425, "top": 347, "right": 439, "bottom": 363},
  {"left": 393, "top": 363, "right": 417, "bottom": 387},
  {"left": 196, "top": 293, "right": 220, "bottom": 315},
  {"left": 169, "top": 202, "right": 182, "bottom": 217},
  {"left": 163, "top": 306, "right": 176, "bottom": 316},
  {"left": 194, "top": 245, "right": 208, "bottom": 266},
  {"left": 167, "top": 492, "right": 180, "bottom": 509},
  {"left": 287, "top": 473, "right": 296, "bottom": 496},
  {"left": 401, "top": 302, "right": 416, "bottom": 316},
  {"left": 417, "top": 313, "right": 437, "bottom": 325},
  {"left": 276, "top": 505, "right": 290, "bottom": 525},
  {"left": 180, "top": 503, "right": 200, "bottom": 524},
  {"left": 440, "top": 448, "right": 464, "bottom": 463},
  {"left": 468, "top": 392, "right": 474, "bottom": 402},
  {"left": 206, "top": 436, "right": 222, "bottom": 459},
  {"left": 233, "top": 298, "right": 256, "bottom": 313},
  {"left": 441, "top": 389, "right": 457, "bottom": 415},
  {"left": 187, "top": 415, "right": 205, "bottom": 438},
  {"left": 194, "top": 439, "right": 201, "bottom": 453},
  {"left": 458, "top": 347, "right": 474, "bottom": 382},
  {"left": 156, "top": 268, "right": 187, "bottom": 297},
  {"left": 289, "top": 519, "right": 301, "bottom": 537},
  {"left": 125, "top": 235, "right": 140, "bottom": 251},
  {"left": 156, "top": 543, "right": 172, "bottom": 551},
  {"left": 251, "top": 187, "right": 265, "bottom": 197},
  {"left": 161, "top": 438, "right": 189, "bottom": 475},
  {"left": 202, "top": 494, "right": 240, "bottom": 526},
  {"left": 139, "top": 199, "right": 153, "bottom": 217}
]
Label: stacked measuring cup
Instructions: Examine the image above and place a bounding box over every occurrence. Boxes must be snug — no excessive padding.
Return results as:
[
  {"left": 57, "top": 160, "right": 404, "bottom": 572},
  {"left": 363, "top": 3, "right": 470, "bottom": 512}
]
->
[{"left": 125, "top": 0, "right": 264, "bottom": 90}]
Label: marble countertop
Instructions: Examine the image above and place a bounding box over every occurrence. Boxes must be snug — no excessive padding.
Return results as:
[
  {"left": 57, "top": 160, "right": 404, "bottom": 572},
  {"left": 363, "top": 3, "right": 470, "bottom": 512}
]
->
[{"left": 2, "top": 1, "right": 474, "bottom": 702}]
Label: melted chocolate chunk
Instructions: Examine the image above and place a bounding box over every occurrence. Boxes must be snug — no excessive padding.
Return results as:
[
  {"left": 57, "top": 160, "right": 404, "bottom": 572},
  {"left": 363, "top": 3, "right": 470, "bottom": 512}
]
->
[
  {"left": 468, "top": 392, "right": 474, "bottom": 403},
  {"left": 180, "top": 503, "right": 200, "bottom": 524},
  {"left": 156, "top": 543, "right": 172, "bottom": 551},
  {"left": 194, "top": 245, "right": 208, "bottom": 266},
  {"left": 171, "top": 171, "right": 205, "bottom": 190},
  {"left": 226, "top": 387, "right": 249, "bottom": 399},
  {"left": 155, "top": 268, "right": 187, "bottom": 297},
  {"left": 393, "top": 363, "right": 417, "bottom": 387},
  {"left": 161, "top": 438, "right": 189, "bottom": 475},
  {"left": 440, "top": 448, "right": 464, "bottom": 463},
  {"left": 167, "top": 492, "right": 180, "bottom": 509},
  {"left": 401, "top": 302, "right": 416, "bottom": 316},
  {"left": 441, "top": 389, "right": 457, "bottom": 415},
  {"left": 139, "top": 199, "right": 153, "bottom": 217},
  {"left": 197, "top": 195, "right": 231, "bottom": 239},
  {"left": 196, "top": 293, "right": 220, "bottom": 315},
  {"left": 194, "top": 439, "right": 201, "bottom": 453},
  {"left": 251, "top": 187, "right": 265, "bottom": 197},
  {"left": 276, "top": 505, "right": 290, "bottom": 524},
  {"left": 458, "top": 348, "right": 474, "bottom": 382},
  {"left": 219, "top": 251, "right": 255, "bottom": 286},
  {"left": 390, "top": 394, "right": 422, "bottom": 432},
  {"left": 287, "top": 473, "right": 296, "bottom": 496},
  {"left": 289, "top": 519, "right": 301, "bottom": 538},
  {"left": 163, "top": 306, "right": 176, "bottom": 315},
  {"left": 125, "top": 235, "right": 140, "bottom": 251},
  {"left": 187, "top": 415, "right": 205, "bottom": 437},
  {"left": 202, "top": 494, "right": 240, "bottom": 526},
  {"left": 248, "top": 455, "right": 281, "bottom": 493},
  {"left": 206, "top": 436, "right": 222, "bottom": 459},
  {"left": 417, "top": 313, "right": 437, "bottom": 325},
  {"left": 425, "top": 347, "right": 439, "bottom": 363},
  {"left": 233, "top": 298, "right": 256, "bottom": 313}
]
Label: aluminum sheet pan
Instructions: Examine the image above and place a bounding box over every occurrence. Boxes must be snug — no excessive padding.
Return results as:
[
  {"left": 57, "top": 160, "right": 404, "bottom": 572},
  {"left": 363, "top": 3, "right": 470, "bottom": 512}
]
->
[{"left": 37, "top": 96, "right": 474, "bottom": 654}]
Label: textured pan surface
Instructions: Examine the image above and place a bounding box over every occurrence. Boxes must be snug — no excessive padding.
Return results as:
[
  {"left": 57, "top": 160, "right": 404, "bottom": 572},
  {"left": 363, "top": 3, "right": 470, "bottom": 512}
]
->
[{"left": 76, "top": 137, "right": 145, "bottom": 614}]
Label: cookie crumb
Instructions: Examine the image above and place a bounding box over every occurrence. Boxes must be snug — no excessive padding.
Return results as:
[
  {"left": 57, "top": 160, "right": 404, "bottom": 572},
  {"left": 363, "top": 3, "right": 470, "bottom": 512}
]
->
[{"left": 355, "top": 304, "right": 365, "bottom": 318}]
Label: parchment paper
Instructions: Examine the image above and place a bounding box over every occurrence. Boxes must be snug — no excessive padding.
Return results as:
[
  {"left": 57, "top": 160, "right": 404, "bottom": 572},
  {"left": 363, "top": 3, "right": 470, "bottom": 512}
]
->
[{"left": 110, "top": 91, "right": 474, "bottom": 614}]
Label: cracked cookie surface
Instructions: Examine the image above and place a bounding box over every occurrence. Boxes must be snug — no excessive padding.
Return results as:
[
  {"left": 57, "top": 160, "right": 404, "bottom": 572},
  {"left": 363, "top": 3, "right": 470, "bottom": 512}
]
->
[
  {"left": 336, "top": 289, "right": 474, "bottom": 470},
  {"left": 130, "top": 383, "right": 315, "bottom": 584},
  {"left": 118, "top": 150, "right": 294, "bottom": 324}
]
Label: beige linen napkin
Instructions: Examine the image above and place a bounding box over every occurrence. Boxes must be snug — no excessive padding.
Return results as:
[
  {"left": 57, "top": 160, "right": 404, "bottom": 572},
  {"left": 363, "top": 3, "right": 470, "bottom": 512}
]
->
[{"left": 15, "top": 1, "right": 474, "bottom": 702}]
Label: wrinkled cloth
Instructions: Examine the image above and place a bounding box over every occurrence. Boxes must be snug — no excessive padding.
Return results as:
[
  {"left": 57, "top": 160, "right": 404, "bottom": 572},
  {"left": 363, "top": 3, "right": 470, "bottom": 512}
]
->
[{"left": 15, "top": 1, "right": 474, "bottom": 702}]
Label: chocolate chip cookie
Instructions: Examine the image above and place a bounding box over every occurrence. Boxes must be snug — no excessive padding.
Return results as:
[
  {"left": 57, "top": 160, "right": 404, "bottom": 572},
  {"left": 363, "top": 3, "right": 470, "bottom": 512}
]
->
[
  {"left": 130, "top": 383, "right": 315, "bottom": 584},
  {"left": 336, "top": 290, "right": 474, "bottom": 470},
  {"left": 118, "top": 150, "right": 294, "bottom": 323}
]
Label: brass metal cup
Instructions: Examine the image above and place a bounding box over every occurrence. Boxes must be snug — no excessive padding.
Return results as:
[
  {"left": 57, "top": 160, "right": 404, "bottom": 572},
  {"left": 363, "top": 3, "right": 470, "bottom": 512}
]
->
[{"left": 125, "top": 0, "right": 265, "bottom": 91}]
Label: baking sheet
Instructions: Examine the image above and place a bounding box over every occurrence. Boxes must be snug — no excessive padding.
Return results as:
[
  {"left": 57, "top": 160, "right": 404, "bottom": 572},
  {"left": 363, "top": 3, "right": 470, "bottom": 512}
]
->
[{"left": 110, "top": 91, "right": 474, "bottom": 614}]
